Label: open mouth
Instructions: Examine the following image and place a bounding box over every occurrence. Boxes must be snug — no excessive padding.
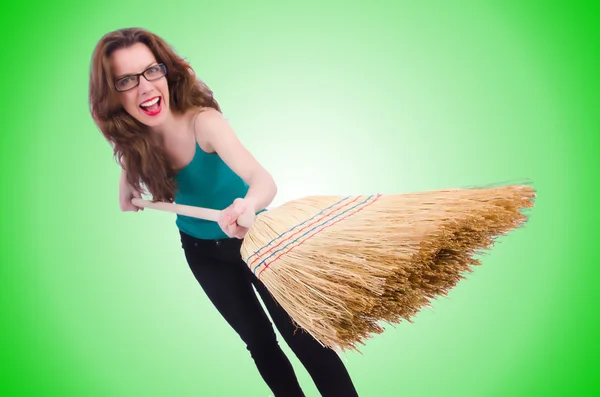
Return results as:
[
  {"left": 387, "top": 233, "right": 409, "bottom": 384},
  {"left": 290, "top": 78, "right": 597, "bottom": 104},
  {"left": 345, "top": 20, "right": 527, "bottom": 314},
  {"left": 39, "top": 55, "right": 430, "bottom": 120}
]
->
[{"left": 139, "top": 96, "right": 162, "bottom": 116}]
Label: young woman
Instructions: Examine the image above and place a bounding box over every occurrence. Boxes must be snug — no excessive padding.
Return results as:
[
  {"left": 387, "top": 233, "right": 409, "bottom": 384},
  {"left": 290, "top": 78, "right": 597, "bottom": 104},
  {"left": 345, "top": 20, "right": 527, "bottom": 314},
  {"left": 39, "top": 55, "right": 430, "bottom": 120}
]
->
[{"left": 88, "top": 27, "right": 359, "bottom": 397}]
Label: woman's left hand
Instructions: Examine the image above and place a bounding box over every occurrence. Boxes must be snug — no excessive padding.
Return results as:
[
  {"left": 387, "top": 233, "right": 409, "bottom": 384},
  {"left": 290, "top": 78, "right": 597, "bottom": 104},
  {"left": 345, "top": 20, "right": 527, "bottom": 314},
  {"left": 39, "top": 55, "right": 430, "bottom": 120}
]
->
[{"left": 218, "top": 198, "right": 255, "bottom": 239}]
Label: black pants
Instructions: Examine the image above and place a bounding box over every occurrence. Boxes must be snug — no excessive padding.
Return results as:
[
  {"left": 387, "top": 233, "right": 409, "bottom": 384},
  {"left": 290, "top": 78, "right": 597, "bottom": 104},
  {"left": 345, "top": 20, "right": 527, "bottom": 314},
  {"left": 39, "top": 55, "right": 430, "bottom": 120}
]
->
[{"left": 180, "top": 231, "right": 359, "bottom": 397}]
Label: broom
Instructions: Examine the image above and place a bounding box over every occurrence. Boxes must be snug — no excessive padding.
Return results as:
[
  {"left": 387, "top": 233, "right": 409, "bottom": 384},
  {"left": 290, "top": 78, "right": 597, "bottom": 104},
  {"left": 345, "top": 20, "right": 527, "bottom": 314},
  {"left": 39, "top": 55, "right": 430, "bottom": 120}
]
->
[{"left": 132, "top": 180, "right": 536, "bottom": 352}]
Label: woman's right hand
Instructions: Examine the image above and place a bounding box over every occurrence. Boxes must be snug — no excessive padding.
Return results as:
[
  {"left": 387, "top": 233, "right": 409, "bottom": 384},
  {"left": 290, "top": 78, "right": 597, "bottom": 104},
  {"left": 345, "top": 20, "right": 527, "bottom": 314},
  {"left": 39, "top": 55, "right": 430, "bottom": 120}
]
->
[{"left": 119, "top": 169, "right": 143, "bottom": 212}]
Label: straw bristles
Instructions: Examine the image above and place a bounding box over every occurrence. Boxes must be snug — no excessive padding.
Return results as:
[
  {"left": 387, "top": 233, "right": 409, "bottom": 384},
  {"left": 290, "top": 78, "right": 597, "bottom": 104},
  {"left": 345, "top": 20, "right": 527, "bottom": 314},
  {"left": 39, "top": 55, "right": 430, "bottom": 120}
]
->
[{"left": 240, "top": 183, "right": 536, "bottom": 352}]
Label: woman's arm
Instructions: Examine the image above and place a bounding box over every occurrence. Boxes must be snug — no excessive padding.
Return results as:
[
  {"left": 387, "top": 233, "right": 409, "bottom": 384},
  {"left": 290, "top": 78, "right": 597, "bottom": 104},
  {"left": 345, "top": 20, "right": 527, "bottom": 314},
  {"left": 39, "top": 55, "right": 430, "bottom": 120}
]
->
[{"left": 194, "top": 109, "right": 278, "bottom": 212}]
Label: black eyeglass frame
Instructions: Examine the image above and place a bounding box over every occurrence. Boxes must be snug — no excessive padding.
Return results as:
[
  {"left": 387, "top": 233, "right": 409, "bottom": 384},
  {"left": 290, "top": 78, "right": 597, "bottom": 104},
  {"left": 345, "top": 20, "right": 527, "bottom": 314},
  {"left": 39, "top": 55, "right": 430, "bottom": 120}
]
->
[{"left": 114, "top": 63, "right": 168, "bottom": 92}]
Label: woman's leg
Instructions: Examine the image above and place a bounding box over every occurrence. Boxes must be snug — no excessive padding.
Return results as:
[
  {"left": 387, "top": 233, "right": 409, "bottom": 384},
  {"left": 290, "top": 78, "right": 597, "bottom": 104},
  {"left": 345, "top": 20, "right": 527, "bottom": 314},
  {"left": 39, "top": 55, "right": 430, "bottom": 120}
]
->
[
  {"left": 180, "top": 232, "right": 305, "bottom": 397},
  {"left": 249, "top": 263, "right": 360, "bottom": 396}
]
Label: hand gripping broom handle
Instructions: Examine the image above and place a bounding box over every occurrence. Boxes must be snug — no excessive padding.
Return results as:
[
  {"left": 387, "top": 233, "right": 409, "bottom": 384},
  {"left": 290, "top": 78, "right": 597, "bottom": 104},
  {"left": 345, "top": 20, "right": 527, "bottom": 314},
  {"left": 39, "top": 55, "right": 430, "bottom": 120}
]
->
[{"left": 130, "top": 198, "right": 255, "bottom": 228}]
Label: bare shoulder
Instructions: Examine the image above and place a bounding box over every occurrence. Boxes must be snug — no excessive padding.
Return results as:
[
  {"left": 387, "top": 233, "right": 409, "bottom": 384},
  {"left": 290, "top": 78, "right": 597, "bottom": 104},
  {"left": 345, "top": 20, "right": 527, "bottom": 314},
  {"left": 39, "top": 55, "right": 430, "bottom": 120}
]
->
[
  {"left": 193, "top": 107, "right": 231, "bottom": 153},
  {"left": 191, "top": 106, "right": 265, "bottom": 185}
]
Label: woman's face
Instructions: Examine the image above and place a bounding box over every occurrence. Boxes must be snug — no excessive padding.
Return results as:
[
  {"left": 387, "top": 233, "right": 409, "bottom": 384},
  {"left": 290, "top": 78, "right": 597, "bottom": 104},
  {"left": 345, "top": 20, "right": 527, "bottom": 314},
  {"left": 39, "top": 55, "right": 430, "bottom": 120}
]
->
[{"left": 109, "top": 42, "right": 170, "bottom": 127}]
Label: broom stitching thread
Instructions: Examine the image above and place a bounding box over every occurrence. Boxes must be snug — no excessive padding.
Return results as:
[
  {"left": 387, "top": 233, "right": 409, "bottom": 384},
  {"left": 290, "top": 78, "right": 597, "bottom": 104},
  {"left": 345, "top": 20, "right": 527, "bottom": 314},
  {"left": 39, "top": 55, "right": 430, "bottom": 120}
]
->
[
  {"left": 254, "top": 195, "right": 367, "bottom": 275},
  {"left": 254, "top": 194, "right": 383, "bottom": 277},
  {"left": 247, "top": 196, "right": 352, "bottom": 263},
  {"left": 250, "top": 195, "right": 367, "bottom": 273},
  {"left": 256, "top": 194, "right": 380, "bottom": 278}
]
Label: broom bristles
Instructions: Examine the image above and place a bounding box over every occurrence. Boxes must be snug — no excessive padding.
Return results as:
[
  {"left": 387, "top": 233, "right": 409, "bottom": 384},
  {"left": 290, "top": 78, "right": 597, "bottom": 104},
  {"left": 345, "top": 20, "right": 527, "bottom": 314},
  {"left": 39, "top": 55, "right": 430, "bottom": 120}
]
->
[{"left": 240, "top": 183, "right": 536, "bottom": 352}]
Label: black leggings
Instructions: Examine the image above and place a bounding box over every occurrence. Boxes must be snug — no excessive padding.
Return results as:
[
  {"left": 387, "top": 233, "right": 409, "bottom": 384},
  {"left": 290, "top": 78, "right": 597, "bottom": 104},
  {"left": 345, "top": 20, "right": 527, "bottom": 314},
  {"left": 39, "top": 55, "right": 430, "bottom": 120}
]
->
[{"left": 180, "top": 231, "right": 359, "bottom": 397}]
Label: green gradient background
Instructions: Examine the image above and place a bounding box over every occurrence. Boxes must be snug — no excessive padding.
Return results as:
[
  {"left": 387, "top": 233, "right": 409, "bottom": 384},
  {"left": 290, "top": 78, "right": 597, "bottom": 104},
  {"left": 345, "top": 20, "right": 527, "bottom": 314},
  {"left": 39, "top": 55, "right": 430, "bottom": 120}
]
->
[{"left": 1, "top": 1, "right": 598, "bottom": 396}]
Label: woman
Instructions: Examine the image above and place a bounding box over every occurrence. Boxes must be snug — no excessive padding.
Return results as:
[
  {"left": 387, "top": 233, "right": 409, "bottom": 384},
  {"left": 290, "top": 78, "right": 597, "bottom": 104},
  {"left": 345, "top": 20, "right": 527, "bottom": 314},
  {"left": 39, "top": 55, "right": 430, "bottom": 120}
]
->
[{"left": 88, "top": 27, "right": 359, "bottom": 397}]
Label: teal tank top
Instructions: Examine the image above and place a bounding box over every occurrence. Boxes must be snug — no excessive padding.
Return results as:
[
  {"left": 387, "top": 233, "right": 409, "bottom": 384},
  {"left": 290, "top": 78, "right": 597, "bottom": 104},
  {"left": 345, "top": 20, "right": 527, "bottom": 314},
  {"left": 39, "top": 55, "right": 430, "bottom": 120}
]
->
[{"left": 174, "top": 142, "right": 250, "bottom": 240}]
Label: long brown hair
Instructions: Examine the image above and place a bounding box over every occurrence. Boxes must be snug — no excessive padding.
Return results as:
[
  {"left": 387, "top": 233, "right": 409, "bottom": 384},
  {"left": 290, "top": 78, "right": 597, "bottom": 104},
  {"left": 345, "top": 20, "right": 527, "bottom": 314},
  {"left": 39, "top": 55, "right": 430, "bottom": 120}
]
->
[{"left": 89, "top": 27, "right": 221, "bottom": 202}]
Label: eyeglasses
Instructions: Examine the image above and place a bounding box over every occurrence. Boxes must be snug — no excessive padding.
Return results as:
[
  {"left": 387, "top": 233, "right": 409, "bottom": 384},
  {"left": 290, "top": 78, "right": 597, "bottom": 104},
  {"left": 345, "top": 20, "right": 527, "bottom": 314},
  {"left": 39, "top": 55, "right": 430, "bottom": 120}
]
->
[{"left": 114, "top": 63, "right": 167, "bottom": 92}]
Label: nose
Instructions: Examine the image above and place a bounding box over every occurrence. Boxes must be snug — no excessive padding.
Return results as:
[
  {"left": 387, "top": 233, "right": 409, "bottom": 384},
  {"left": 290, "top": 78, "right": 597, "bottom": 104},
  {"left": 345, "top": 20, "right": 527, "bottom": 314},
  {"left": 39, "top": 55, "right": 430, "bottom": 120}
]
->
[{"left": 137, "top": 75, "right": 154, "bottom": 94}]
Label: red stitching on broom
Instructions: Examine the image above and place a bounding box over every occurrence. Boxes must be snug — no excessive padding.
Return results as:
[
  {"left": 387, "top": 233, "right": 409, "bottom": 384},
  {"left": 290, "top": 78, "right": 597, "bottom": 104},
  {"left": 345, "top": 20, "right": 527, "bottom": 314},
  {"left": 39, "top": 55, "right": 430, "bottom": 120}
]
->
[
  {"left": 249, "top": 196, "right": 362, "bottom": 267},
  {"left": 257, "top": 194, "right": 382, "bottom": 279}
]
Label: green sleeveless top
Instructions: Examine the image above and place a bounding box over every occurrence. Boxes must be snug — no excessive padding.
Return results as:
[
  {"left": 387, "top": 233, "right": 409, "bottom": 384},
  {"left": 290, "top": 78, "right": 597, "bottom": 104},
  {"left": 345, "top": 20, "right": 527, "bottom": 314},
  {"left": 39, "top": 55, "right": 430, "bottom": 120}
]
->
[{"left": 174, "top": 142, "right": 250, "bottom": 240}]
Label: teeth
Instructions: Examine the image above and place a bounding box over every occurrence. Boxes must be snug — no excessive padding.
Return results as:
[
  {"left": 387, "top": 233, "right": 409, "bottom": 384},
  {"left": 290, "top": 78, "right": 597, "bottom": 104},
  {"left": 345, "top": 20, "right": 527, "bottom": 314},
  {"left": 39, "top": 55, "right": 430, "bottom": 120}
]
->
[{"left": 140, "top": 97, "right": 159, "bottom": 107}]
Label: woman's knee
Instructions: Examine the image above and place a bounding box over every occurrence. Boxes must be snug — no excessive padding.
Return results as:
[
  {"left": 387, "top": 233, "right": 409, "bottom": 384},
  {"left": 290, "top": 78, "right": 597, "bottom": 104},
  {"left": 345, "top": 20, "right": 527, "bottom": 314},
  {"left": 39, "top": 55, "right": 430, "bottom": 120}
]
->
[{"left": 243, "top": 330, "right": 282, "bottom": 359}]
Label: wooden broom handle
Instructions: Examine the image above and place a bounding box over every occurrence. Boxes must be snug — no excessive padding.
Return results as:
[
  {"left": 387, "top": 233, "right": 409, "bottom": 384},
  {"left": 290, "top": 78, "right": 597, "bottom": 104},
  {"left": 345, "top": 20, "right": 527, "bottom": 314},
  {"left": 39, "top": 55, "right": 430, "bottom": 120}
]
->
[{"left": 130, "top": 198, "right": 255, "bottom": 228}]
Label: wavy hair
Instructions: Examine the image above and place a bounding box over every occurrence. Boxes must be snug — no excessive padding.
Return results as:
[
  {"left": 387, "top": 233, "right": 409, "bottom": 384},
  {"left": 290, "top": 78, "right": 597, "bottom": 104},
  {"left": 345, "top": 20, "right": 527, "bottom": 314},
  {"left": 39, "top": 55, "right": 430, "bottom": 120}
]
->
[{"left": 89, "top": 27, "right": 221, "bottom": 202}]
